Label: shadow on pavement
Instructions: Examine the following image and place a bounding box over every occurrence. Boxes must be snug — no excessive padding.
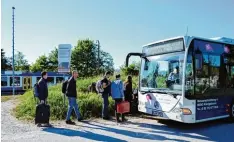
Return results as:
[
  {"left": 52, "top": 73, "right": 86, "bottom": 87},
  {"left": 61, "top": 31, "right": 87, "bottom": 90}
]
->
[
  {"left": 43, "top": 127, "right": 127, "bottom": 142},
  {"left": 126, "top": 118, "right": 234, "bottom": 142},
  {"left": 82, "top": 121, "right": 190, "bottom": 142},
  {"left": 42, "top": 118, "right": 234, "bottom": 142}
]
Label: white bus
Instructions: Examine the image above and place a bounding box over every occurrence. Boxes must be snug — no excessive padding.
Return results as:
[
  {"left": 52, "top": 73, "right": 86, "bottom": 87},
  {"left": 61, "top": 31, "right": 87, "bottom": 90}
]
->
[{"left": 126, "top": 36, "right": 234, "bottom": 123}]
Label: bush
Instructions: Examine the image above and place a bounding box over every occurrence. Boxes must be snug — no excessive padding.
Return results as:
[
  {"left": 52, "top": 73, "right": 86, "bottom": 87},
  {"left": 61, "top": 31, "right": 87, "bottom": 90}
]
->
[
  {"left": 76, "top": 76, "right": 101, "bottom": 92},
  {"left": 14, "top": 85, "right": 114, "bottom": 120},
  {"left": 14, "top": 75, "right": 138, "bottom": 121}
]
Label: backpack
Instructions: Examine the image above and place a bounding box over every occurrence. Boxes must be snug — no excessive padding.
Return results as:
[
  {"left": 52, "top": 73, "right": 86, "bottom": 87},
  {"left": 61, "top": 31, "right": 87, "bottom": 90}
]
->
[
  {"left": 96, "top": 80, "right": 104, "bottom": 93},
  {"left": 33, "top": 83, "right": 40, "bottom": 98},
  {"left": 62, "top": 80, "right": 68, "bottom": 94}
]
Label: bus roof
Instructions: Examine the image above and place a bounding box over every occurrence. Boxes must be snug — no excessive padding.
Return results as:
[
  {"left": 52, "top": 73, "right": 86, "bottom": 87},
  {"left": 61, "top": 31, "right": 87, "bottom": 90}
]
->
[
  {"left": 143, "top": 36, "right": 234, "bottom": 47},
  {"left": 210, "top": 37, "right": 234, "bottom": 44},
  {"left": 142, "top": 36, "right": 184, "bottom": 47}
]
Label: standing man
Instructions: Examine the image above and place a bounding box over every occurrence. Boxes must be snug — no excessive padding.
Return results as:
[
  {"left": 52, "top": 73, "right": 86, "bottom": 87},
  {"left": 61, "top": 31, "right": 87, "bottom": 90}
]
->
[
  {"left": 38, "top": 71, "right": 48, "bottom": 104},
  {"left": 65, "top": 70, "right": 83, "bottom": 125},
  {"left": 37, "top": 71, "right": 50, "bottom": 127},
  {"left": 96, "top": 71, "right": 112, "bottom": 120}
]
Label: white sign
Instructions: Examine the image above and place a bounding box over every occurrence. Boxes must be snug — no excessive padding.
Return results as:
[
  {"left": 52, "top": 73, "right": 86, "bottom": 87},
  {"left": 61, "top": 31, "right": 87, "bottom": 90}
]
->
[
  {"left": 143, "top": 39, "right": 184, "bottom": 56},
  {"left": 58, "top": 44, "right": 72, "bottom": 73}
]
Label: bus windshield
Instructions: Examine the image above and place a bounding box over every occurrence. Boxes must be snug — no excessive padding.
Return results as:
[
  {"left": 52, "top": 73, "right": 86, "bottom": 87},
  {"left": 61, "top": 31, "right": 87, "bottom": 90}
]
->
[{"left": 140, "top": 52, "right": 184, "bottom": 94}]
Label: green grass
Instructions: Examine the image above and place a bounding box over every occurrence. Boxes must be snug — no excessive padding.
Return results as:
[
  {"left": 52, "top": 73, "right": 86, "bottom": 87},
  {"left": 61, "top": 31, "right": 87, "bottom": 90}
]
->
[
  {"left": 1, "top": 96, "right": 12, "bottom": 102},
  {"left": 14, "top": 75, "right": 138, "bottom": 121},
  {"left": 1, "top": 95, "right": 20, "bottom": 102}
]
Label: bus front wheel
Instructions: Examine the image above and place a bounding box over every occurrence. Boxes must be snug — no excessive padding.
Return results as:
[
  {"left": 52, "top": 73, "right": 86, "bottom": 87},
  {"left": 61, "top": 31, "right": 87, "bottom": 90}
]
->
[{"left": 230, "top": 102, "right": 234, "bottom": 122}]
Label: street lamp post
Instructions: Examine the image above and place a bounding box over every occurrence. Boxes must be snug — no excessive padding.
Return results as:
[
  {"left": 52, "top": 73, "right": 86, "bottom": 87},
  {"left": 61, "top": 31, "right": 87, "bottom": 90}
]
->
[
  {"left": 96, "top": 40, "right": 100, "bottom": 75},
  {"left": 12, "top": 7, "right": 15, "bottom": 96}
]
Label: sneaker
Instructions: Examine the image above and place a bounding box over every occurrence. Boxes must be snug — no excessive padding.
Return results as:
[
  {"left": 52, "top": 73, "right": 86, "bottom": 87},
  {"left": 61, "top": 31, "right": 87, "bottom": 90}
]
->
[
  {"left": 37, "top": 123, "right": 42, "bottom": 127},
  {"left": 44, "top": 123, "right": 52, "bottom": 127},
  {"left": 78, "top": 117, "right": 83, "bottom": 122},
  {"left": 122, "top": 118, "right": 128, "bottom": 122},
  {"left": 102, "top": 116, "right": 110, "bottom": 120},
  {"left": 66, "top": 120, "right": 75, "bottom": 125}
]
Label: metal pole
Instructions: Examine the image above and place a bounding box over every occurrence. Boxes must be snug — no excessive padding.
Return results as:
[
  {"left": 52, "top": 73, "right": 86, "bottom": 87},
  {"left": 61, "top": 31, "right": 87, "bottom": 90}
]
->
[
  {"left": 96, "top": 40, "right": 100, "bottom": 75},
  {"left": 12, "top": 7, "right": 15, "bottom": 96}
]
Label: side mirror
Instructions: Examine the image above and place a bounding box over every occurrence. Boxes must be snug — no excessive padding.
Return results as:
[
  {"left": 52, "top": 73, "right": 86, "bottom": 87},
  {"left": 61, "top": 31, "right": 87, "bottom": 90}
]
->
[{"left": 144, "top": 60, "right": 149, "bottom": 70}]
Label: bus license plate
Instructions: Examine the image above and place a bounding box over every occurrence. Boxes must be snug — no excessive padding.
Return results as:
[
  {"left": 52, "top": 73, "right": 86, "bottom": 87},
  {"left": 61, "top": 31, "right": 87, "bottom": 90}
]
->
[{"left": 152, "top": 111, "right": 163, "bottom": 117}]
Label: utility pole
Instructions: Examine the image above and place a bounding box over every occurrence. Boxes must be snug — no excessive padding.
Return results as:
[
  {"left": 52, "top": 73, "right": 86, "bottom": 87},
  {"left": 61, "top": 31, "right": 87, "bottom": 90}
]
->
[
  {"left": 12, "top": 7, "right": 15, "bottom": 96},
  {"left": 96, "top": 40, "right": 100, "bottom": 75}
]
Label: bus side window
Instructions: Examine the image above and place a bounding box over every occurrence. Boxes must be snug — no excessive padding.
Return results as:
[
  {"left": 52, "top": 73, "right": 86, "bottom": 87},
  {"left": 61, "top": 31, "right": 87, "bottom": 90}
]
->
[{"left": 185, "top": 54, "right": 194, "bottom": 96}]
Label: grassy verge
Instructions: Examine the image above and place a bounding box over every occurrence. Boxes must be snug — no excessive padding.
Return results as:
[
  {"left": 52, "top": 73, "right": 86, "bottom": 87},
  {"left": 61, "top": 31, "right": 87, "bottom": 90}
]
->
[
  {"left": 1, "top": 96, "right": 12, "bottom": 102},
  {"left": 13, "top": 85, "right": 115, "bottom": 121},
  {"left": 13, "top": 75, "right": 137, "bottom": 121},
  {"left": 1, "top": 95, "right": 20, "bottom": 102}
]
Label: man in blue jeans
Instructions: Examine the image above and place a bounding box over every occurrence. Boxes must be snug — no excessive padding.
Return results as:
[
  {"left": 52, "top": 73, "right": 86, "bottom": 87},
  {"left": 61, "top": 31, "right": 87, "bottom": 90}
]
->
[
  {"left": 65, "top": 70, "right": 83, "bottom": 125},
  {"left": 96, "top": 71, "right": 112, "bottom": 120}
]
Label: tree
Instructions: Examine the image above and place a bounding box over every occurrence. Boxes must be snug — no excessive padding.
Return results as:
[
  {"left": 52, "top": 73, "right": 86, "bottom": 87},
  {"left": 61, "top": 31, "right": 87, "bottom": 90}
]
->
[
  {"left": 14, "top": 51, "right": 30, "bottom": 71},
  {"left": 30, "top": 55, "right": 48, "bottom": 72},
  {"left": 48, "top": 47, "right": 58, "bottom": 72},
  {"left": 99, "top": 51, "right": 114, "bottom": 73},
  {"left": 120, "top": 61, "right": 140, "bottom": 76},
  {"left": 71, "top": 39, "right": 114, "bottom": 77},
  {"left": 1, "top": 49, "right": 11, "bottom": 70},
  {"left": 71, "top": 39, "right": 97, "bottom": 77}
]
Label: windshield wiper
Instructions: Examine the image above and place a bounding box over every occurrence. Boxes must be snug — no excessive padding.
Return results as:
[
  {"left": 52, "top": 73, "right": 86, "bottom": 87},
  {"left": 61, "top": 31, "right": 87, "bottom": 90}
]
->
[
  {"left": 142, "top": 88, "right": 181, "bottom": 98},
  {"left": 140, "top": 90, "right": 153, "bottom": 94},
  {"left": 166, "top": 92, "right": 180, "bottom": 98},
  {"left": 140, "top": 89, "right": 168, "bottom": 94}
]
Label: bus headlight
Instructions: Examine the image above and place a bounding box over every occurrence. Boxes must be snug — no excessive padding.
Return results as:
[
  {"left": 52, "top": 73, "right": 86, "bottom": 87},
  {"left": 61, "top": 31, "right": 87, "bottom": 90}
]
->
[{"left": 182, "top": 108, "right": 192, "bottom": 115}]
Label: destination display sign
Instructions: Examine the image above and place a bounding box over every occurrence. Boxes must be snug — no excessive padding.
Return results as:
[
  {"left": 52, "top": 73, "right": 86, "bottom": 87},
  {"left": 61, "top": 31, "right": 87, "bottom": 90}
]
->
[{"left": 143, "top": 38, "right": 184, "bottom": 56}]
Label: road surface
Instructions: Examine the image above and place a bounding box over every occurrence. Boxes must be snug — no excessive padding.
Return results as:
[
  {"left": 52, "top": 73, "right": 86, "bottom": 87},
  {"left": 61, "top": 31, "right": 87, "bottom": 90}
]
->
[{"left": 1, "top": 99, "right": 234, "bottom": 142}]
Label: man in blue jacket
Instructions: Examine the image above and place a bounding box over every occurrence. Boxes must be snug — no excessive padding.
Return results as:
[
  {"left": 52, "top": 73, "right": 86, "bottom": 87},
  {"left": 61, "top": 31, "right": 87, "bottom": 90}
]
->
[{"left": 111, "top": 74, "right": 126, "bottom": 122}]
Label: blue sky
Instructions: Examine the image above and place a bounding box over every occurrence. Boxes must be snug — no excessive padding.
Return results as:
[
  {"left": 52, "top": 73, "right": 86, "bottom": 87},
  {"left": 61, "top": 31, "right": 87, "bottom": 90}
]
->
[{"left": 2, "top": 0, "right": 234, "bottom": 68}]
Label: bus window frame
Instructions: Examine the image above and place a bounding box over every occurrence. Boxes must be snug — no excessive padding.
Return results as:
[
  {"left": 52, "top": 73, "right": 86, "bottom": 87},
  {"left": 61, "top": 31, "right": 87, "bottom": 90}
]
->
[{"left": 185, "top": 39, "right": 234, "bottom": 100}]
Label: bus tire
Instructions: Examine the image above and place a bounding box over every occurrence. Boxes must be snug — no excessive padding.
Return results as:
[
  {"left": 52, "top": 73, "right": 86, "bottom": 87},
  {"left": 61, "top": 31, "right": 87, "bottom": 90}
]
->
[{"left": 230, "top": 102, "right": 234, "bottom": 122}]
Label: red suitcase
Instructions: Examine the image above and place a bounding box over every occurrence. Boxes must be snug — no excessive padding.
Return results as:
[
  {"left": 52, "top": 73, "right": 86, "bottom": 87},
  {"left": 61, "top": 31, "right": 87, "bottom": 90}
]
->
[{"left": 117, "top": 101, "right": 130, "bottom": 113}]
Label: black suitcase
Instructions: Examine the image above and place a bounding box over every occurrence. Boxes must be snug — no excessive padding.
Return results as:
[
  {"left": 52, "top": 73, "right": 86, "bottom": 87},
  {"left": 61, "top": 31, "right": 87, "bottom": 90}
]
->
[{"left": 35, "top": 103, "right": 50, "bottom": 124}]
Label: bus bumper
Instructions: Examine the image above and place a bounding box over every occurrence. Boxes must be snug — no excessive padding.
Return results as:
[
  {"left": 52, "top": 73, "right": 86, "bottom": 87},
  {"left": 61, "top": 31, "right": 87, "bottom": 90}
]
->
[{"left": 139, "top": 106, "right": 196, "bottom": 123}]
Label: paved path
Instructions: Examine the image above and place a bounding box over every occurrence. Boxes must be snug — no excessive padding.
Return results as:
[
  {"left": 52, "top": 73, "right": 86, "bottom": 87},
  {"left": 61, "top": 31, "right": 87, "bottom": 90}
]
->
[{"left": 1, "top": 99, "right": 234, "bottom": 142}]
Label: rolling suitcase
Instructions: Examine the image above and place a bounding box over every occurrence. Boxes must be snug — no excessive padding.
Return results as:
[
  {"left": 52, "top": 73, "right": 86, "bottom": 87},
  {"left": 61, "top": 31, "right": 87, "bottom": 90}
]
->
[
  {"left": 117, "top": 101, "right": 130, "bottom": 114},
  {"left": 35, "top": 103, "right": 50, "bottom": 124}
]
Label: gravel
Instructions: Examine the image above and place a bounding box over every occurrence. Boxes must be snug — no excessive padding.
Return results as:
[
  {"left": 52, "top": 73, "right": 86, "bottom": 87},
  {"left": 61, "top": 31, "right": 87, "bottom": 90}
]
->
[{"left": 1, "top": 99, "right": 234, "bottom": 142}]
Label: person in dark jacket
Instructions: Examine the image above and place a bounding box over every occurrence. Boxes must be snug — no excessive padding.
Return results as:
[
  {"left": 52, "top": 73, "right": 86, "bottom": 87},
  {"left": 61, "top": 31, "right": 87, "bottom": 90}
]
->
[
  {"left": 37, "top": 71, "right": 50, "bottom": 127},
  {"left": 38, "top": 71, "right": 48, "bottom": 103},
  {"left": 124, "top": 75, "right": 133, "bottom": 102},
  {"left": 96, "top": 71, "right": 112, "bottom": 120},
  {"left": 65, "top": 70, "right": 83, "bottom": 125}
]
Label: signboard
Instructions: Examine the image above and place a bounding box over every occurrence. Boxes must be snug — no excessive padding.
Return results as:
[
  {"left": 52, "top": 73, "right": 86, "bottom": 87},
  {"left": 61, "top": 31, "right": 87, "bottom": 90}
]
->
[
  {"left": 196, "top": 97, "right": 231, "bottom": 120},
  {"left": 58, "top": 44, "right": 72, "bottom": 73},
  {"left": 143, "top": 38, "right": 184, "bottom": 56}
]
